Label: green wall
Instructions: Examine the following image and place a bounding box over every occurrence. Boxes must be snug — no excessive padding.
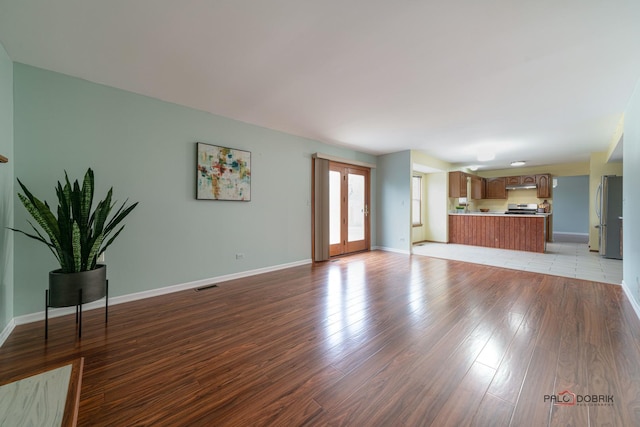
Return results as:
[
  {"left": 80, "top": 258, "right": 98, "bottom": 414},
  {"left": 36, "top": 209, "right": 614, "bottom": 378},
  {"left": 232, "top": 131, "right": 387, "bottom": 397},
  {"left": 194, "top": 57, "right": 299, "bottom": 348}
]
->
[
  {"left": 12, "top": 63, "right": 376, "bottom": 316},
  {"left": 552, "top": 175, "right": 589, "bottom": 235},
  {"left": 0, "top": 42, "right": 14, "bottom": 333},
  {"left": 624, "top": 80, "right": 640, "bottom": 307},
  {"left": 376, "top": 150, "right": 411, "bottom": 253}
]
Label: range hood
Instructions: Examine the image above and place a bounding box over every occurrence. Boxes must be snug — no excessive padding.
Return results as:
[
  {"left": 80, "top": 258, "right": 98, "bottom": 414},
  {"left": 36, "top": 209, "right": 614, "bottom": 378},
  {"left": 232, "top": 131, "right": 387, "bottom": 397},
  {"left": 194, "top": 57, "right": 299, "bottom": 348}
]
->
[{"left": 505, "top": 183, "right": 537, "bottom": 190}]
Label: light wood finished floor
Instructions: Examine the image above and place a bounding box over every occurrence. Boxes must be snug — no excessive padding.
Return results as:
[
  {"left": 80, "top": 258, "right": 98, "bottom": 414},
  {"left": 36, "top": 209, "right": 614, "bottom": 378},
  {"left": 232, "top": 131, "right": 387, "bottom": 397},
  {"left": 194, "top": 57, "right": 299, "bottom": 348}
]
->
[{"left": 2, "top": 251, "right": 640, "bottom": 426}]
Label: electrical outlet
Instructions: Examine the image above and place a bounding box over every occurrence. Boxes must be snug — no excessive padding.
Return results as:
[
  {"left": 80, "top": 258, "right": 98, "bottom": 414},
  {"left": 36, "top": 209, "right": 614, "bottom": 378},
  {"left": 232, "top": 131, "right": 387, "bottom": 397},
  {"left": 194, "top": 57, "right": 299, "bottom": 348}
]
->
[
  {"left": 98, "top": 252, "right": 105, "bottom": 263},
  {"left": 236, "top": 253, "right": 244, "bottom": 260}
]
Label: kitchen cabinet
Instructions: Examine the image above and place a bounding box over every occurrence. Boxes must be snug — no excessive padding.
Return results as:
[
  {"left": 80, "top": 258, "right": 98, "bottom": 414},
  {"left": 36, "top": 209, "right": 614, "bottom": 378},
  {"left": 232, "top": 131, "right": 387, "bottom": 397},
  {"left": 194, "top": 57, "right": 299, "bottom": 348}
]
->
[
  {"left": 449, "top": 214, "right": 546, "bottom": 253},
  {"left": 470, "top": 175, "right": 485, "bottom": 199},
  {"left": 505, "top": 176, "right": 521, "bottom": 185},
  {"left": 448, "top": 171, "right": 468, "bottom": 198},
  {"left": 506, "top": 174, "right": 536, "bottom": 185},
  {"left": 536, "top": 174, "right": 552, "bottom": 198},
  {"left": 485, "top": 177, "right": 506, "bottom": 199}
]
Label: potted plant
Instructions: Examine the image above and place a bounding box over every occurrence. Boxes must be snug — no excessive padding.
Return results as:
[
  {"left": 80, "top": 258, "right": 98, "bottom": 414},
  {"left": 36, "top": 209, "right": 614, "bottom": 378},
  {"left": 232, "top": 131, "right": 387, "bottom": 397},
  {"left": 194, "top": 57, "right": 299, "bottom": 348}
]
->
[{"left": 11, "top": 168, "right": 137, "bottom": 336}]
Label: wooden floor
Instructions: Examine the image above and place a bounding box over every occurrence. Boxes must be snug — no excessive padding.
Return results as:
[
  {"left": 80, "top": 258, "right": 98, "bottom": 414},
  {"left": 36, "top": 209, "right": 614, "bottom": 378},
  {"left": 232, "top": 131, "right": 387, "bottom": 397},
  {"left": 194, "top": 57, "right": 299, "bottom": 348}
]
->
[{"left": 2, "top": 251, "right": 640, "bottom": 426}]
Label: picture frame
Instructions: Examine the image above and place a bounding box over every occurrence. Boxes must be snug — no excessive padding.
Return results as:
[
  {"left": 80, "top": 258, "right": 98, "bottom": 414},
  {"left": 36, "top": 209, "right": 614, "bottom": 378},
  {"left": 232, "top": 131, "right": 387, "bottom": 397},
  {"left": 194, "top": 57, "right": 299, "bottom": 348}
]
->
[{"left": 196, "top": 142, "right": 251, "bottom": 201}]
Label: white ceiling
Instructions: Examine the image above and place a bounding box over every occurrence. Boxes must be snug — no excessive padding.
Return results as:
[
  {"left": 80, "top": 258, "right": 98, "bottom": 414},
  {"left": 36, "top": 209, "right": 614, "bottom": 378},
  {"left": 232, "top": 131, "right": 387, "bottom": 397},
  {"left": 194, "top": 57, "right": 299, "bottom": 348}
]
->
[{"left": 1, "top": 0, "right": 639, "bottom": 170}]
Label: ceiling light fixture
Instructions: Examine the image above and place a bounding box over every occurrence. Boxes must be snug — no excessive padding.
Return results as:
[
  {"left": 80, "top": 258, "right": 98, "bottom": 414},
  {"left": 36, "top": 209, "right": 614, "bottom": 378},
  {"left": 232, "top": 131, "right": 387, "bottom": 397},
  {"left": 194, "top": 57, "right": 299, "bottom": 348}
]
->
[
  {"left": 510, "top": 160, "right": 526, "bottom": 167},
  {"left": 477, "top": 152, "right": 495, "bottom": 162},
  {"left": 468, "top": 165, "right": 479, "bottom": 171}
]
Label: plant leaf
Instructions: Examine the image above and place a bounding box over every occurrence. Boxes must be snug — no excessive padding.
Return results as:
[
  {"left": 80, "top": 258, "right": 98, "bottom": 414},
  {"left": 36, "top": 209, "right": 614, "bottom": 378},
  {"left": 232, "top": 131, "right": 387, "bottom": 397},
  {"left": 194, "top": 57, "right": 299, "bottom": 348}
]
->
[
  {"left": 16, "top": 191, "right": 61, "bottom": 250},
  {"left": 87, "top": 232, "right": 105, "bottom": 270},
  {"left": 71, "top": 221, "right": 82, "bottom": 273}
]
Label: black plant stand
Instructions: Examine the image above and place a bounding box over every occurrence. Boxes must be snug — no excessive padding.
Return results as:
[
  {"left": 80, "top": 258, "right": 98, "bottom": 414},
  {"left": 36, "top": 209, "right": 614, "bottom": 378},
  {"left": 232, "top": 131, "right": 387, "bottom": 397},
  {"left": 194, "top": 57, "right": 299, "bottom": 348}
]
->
[{"left": 45, "top": 279, "right": 108, "bottom": 340}]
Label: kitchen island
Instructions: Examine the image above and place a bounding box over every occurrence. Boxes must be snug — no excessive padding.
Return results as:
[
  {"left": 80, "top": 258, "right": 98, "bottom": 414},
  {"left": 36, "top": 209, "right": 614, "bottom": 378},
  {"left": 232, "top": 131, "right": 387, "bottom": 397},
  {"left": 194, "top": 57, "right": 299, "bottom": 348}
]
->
[{"left": 449, "top": 212, "right": 551, "bottom": 253}]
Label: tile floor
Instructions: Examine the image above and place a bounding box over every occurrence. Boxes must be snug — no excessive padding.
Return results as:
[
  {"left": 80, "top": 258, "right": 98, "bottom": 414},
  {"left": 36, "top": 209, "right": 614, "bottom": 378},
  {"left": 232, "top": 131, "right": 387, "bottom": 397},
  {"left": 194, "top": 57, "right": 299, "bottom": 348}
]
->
[{"left": 412, "top": 240, "right": 623, "bottom": 285}]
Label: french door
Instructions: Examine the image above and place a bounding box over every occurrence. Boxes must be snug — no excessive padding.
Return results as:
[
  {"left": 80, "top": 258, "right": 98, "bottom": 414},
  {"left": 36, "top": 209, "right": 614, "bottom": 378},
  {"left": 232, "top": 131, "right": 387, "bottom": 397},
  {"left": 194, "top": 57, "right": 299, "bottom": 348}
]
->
[{"left": 329, "top": 162, "right": 370, "bottom": 256}]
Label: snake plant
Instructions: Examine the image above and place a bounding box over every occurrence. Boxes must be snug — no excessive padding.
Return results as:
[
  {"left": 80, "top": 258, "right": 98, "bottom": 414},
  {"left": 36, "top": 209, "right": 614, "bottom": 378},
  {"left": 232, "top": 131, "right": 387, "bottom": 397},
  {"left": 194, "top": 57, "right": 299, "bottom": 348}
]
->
[{"left": 11, "top": 168, "right": 138, "bottom": 273}]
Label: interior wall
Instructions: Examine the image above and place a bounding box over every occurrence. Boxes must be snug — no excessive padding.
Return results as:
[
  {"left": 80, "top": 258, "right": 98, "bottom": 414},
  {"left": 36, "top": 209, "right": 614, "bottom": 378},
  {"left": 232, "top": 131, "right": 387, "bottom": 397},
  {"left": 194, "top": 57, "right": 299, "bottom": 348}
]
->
[
  {"left": 0, "top": 42, "right": 14, "bottom": 333},
  {"left": 377, "top": 151, "right": 411, "bottom": 253},
  {"left": 424, "top": 172, "right": 448, "bottom": 242},
  {"left": 411, "top": 150, "right": 452, "bottom": 171},
  {"left": 623, "top": 80, "right": 640, "bottom": 307},
  {"left": 552, "top": 175, "right": 589, "bottom": 235},
  {"left": 12, "top": 63, "right": 377, "bottom": 316}
]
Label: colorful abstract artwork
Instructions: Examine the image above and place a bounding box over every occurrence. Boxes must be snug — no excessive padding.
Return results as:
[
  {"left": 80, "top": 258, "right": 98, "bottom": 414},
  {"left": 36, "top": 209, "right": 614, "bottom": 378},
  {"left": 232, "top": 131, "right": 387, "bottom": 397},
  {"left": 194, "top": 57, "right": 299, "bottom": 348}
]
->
[{"left": 197, "top": 143, "right": 251, "bottom": 201}]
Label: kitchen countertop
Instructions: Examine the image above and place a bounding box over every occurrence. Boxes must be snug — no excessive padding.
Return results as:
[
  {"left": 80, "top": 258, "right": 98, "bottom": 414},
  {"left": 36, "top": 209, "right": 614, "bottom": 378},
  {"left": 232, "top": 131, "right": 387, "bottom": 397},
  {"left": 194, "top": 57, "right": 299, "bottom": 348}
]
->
[{"left": 449, "top": 212, "right": 552, "bottom": 217}]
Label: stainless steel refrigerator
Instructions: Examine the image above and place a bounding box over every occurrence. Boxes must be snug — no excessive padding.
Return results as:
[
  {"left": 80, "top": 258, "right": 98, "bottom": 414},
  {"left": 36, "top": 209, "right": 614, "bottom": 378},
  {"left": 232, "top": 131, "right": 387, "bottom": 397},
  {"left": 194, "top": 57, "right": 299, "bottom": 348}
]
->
[{"left": 596, "top": 175, "right": 623, "bottom": 259}]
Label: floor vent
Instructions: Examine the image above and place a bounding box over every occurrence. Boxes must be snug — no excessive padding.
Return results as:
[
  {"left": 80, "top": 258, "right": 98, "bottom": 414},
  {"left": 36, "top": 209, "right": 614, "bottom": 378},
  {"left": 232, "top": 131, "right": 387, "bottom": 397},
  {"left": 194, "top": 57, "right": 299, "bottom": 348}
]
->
[{"left": 195, "top": 284, "right": 219, "bottom": 292}]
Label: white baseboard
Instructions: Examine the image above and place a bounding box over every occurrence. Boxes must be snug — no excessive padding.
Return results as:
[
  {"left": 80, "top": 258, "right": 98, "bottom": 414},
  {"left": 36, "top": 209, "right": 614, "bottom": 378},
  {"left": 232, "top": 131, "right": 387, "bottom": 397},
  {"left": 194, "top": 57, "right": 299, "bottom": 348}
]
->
[
  {"left": 553, "top": 232, "right": 589, "bottom": 236},
  {"left": 12, "top": 259, "right": 312, "bottom": 327},
  {"left": 373, "top": 246, "right": 411, "bottom": 255},
  {"left": 621, "top": 280, "right": 640, "bottom": 322},
  {"left": 0, "top": 319, "right": 16, "bottom": 347}
]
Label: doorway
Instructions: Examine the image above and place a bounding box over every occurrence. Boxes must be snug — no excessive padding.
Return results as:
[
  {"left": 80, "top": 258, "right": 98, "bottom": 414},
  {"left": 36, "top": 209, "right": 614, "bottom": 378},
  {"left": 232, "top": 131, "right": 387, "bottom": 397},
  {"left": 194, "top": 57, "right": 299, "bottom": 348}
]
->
[{"left": 329, "top": 162, "right": 370, "bottom": 256}]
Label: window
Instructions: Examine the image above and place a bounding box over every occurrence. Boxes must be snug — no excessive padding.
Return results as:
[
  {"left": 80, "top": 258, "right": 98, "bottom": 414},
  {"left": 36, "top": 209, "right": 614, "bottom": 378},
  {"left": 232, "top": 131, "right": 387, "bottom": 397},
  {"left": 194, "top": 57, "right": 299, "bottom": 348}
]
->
[{"left": 412, "top": 176, "right": 422, "bottom": 226}]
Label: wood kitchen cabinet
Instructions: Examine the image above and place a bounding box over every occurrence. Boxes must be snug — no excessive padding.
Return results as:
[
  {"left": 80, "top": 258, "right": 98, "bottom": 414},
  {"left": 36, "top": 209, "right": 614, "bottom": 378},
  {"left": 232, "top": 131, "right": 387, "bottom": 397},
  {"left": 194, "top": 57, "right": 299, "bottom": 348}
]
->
[
  {"left": 506, "top": 175, "right": 536, "bottom": 185},
  {"left": 505, "top": 176, "right": 521, "bottom": 185},
  {"left": 449, "top": 214, "right": 546, "bottom": 253},
  {"left": 448, "top": 171, "right": 468, "bottom": 198},
  {"left": 536, "top": 174, "right": 552, "bottom": 198},
  {"left": 470, "top": 175, "right": 485, "bottom": 199},
  {"left": 485, "top": 177, "right": 506, "bottom": 199}
]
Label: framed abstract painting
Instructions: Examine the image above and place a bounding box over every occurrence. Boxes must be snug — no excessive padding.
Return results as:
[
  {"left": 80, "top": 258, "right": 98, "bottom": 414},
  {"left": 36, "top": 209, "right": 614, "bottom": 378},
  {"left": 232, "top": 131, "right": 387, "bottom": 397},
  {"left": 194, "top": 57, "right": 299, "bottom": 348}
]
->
[{"left": 196, "top": 142, "right": 251, "bottom": 201}]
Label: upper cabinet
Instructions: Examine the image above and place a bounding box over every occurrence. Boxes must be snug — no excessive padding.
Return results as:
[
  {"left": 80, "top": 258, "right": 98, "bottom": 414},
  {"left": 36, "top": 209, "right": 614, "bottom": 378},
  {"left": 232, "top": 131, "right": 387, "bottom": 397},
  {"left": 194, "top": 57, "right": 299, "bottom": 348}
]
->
[
  {"left": 449, "top": 172, "right": 544, "bottom": 200},
  {"left": 505, "top": 176, "right": 521, "bottom": 185},
  {"left": 506, "top": 175, "right": 536, "bottom": 186},
  {"left": 485, "top": 177, "right": 507, "bottom": 199},
  {"left": 536, "top": 174, "right": 552, "bottom": 198},
  {"left": 470, "top": 175, "right": 485, "bottom": 199},
  {"left": 448, "top": 171, "right": 468, "bottom": 198},
  {"left": 449, "top": 171, "right": 486, "bottom": 199}
]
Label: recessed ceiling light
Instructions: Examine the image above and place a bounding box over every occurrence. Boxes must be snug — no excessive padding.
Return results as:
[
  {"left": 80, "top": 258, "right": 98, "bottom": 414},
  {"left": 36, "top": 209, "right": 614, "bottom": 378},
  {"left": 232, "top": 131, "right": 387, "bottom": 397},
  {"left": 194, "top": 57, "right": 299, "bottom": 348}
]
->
[{"left": 510, "top": 161, "right": 526, "bottom": 166}]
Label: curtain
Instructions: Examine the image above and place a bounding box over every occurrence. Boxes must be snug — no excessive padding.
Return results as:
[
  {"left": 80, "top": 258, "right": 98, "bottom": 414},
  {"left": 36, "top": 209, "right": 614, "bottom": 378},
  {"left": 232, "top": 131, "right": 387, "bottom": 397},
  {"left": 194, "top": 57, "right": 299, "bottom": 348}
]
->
[{"left": 313, "top": 157, "right": 330, "bottom": 261}]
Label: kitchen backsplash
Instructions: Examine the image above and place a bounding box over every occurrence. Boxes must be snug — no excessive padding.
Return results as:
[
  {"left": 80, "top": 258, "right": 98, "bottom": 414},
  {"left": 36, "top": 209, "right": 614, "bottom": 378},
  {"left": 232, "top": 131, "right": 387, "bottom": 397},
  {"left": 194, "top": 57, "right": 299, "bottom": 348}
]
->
[{"left": 450, "top": 188, "right": 552, "bottom": 213}]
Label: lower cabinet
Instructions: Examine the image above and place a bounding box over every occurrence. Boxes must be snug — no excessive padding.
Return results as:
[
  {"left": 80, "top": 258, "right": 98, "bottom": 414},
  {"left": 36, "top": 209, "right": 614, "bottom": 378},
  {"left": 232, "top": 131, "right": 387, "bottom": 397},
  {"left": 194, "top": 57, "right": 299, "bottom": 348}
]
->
[{"left": 449, "top": 214, "right": 546, "bottom": 253}]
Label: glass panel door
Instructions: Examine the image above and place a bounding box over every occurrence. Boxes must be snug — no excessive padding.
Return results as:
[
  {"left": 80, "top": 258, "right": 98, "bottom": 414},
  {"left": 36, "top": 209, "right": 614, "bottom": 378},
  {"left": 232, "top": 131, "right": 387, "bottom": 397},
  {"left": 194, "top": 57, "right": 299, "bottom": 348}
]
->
[
  {"left": 348, "top": 173, "right": 365, "bottom": 242},
  {"left": 329, "top": 162, "right": 370, "bottom": 256},
  {"left": 329, "top": 170, "right": 342, "bottom": 245}
]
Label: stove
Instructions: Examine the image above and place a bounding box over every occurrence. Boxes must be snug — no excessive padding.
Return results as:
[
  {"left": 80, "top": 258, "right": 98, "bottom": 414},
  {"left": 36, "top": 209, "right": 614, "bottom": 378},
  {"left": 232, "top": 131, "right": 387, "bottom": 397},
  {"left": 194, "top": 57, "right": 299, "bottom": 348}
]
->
[{"left": 505, "top": 203, "right": 538, "bottom": 215}]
